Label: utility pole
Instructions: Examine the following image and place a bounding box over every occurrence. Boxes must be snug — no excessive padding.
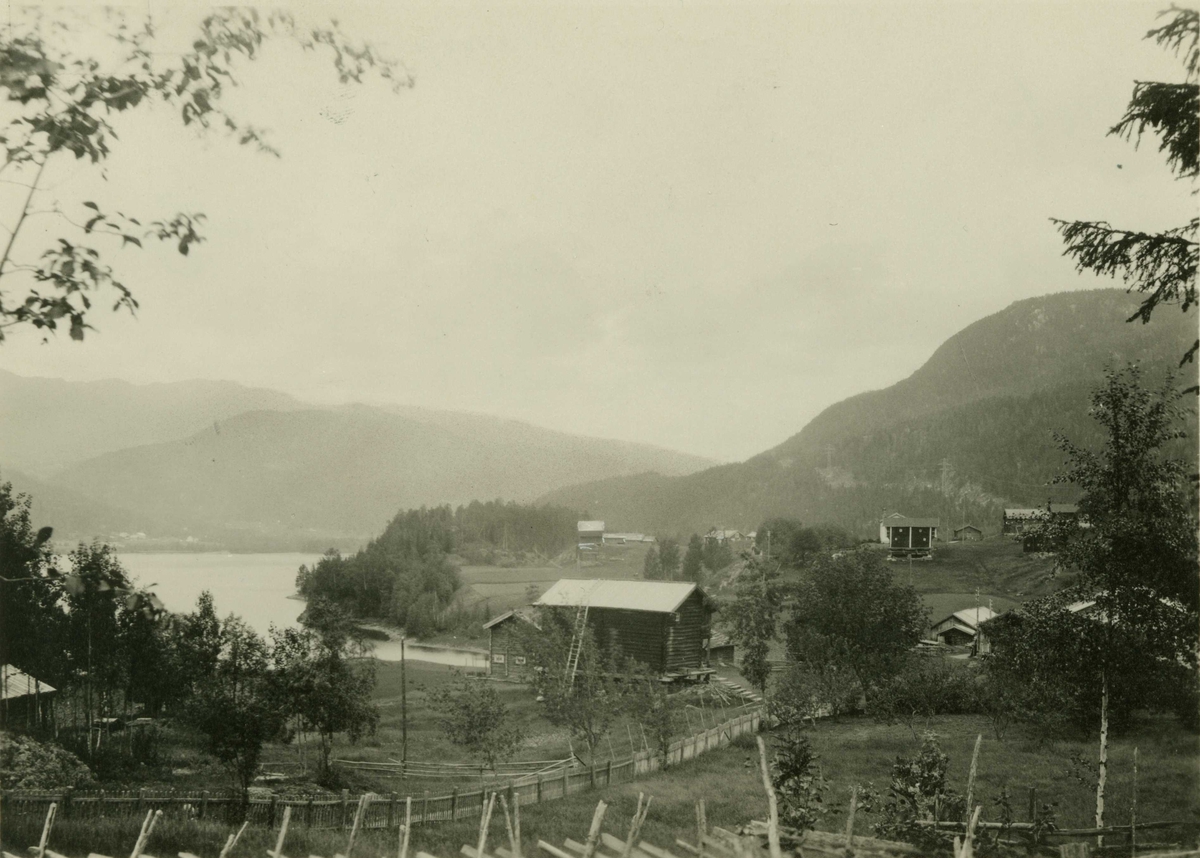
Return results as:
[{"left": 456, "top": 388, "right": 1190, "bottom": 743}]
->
[{"left": 401, "top": 637, "right": 408, "bottom": 765}]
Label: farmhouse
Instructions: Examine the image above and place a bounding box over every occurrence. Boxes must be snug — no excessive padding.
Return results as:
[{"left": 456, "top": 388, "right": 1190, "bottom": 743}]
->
[
  {"left": 704, "top": 528, "right": 743, "bottom": 545},
  {"left": 535, "top": 579, "right": 715, "bottom": 680},
  {"left": 953, "top": 524, "right": 983, "bottom": 541},
  {"left": 577, "top": 520, "right": 605, "bottom": 547},
  {"left": 1, "top": 664, "right": 56, "bottom": 730},
  {"left": 1002, "top": 504, "right": 1079, "bottom": 535},
  {"left": 929, "top": 606, "right": 997, "bottom": 651},
  {"left": 882, "top": 516, "right": 940, "bottom": 557}
]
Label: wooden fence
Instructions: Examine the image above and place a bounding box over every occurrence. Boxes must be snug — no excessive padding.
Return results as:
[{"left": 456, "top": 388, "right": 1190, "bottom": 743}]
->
[{"left": 0, "top": 710, "right": 760, "bottom": 831}]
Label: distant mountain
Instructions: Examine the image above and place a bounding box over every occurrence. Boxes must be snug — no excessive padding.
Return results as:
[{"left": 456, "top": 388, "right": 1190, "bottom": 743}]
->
[
  {"left": 540, "top": 290, "right": 1198, "bottom": 537},
  {"left": 0, "top": 371, "right": 304, "bottom": 476},
  {"left": 11, "top": 386, "right": 711, "bottom": 544}
]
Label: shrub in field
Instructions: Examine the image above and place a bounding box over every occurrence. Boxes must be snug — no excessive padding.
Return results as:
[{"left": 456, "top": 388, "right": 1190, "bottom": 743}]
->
[
  {"left": 874, "top": 732, "right": 964, "bottom": 852},
  {"left": 868, "top": 657, "right": 979, "bottom": 738},
  {"left": 770, "top": 730, "right": 829, "bottom": 833},
  {"left": 0, "top": 731, "right": 92, "bottom": 788},
  {"left": 429, "top": 675, "right": 525, "bottom": 770},
  {"left": 770, "top": 662, "right": 859, "bottom": 727}
]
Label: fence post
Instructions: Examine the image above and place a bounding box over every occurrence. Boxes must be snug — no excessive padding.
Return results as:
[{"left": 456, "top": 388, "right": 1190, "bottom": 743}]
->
[
  {"left": 389, "top": 792, "right": 397, "bottom": 828},
  {"left": 605, "top": 760, "right": 612, "bottom": 786},
  {"left": 341, "top": 789, "right": 350, "bottom": 829},
  {"left": 1028, "top": 787, "right": 1037, "bottom": 822},
  {"left": 137, "top": 787, "right": 146, "bottom": 818},
  {"left": 536, "top": 775, "right": 543, "bottom": 804},
  {"left": 589, "top": 763, "right": 596, "bottom": 790},
  {"left": 97, "top": 788, "right": 105, "bottom": 820},
  {"left": 451, "top": 787, "right": 459, "bottom": 821},
  {"left": 200, "top": 789, "right": 209, "bottom": 820},
  {"left": 269, "top": 793, "right": 278, "bottom": 829},
  {"left": 423, "top": 790, "right": 430, "bottom": 823},
  {"left": 562, "top": 767, "right": 569, "bottom": 798},
  {"left": 61, "top": 787, "right": 72, "bottom": 820},
  {"left": 307, "top": 795, "right": 315, "bottom": 827},
  {"left": 507, "top": 782, "right": 515, "bottom": 811}
]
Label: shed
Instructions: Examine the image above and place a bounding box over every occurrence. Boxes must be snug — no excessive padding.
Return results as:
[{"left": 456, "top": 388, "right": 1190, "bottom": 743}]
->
[
  {"left": 707, "top": 630, "right": 735, "bottom": 666},
  {"left": 535, "top": 579, "right": 714, "bottom": 679},
  {"left": 882, "top": 516, "right": 940, "bottom": 557},
  {"left": 954, "top": 524, "right": 983, "bottom": 541},
  {"left": 930, "top": 606, "right": 997, "bottom": 650},
  {"left": 1003, "top": 504, "right": 1079, "bottom": 535},
  {"left": 1, "top": 664, "right": 57, "bottom": 730},
  {"left": 483, "top": 609, "right": 540, "bottom": 678}
]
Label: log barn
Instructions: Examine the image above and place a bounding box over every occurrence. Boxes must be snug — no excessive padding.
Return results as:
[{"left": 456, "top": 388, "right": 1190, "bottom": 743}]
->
[{"left": 535, "top": 579, "right": 715, "bottom": 681}]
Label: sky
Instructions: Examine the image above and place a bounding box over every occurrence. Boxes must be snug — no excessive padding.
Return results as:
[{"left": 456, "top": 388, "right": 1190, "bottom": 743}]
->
[{"left": 1, "top": 2, "right": 1194, "bottom": 462}]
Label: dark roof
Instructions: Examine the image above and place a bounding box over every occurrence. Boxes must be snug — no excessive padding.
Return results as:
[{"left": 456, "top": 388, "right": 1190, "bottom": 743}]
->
[
  {"left": 954, "top": 524, "right": 982, "bottom": 532},
  {"left": 885, "top": 517, "right": 940, "bottom": 529}
]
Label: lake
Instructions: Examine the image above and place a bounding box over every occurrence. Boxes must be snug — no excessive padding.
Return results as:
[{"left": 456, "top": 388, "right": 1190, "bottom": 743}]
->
[{"left": 117, "top": 553, "right": 487, "bottom": 668}]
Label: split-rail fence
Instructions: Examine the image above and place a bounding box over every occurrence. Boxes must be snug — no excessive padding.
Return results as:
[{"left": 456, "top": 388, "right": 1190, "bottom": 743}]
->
[{"left": 0, "top": 709, "right": 760, "bottom": 831}]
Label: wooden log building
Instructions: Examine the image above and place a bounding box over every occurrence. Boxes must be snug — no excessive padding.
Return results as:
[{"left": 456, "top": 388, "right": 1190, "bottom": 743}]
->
[
  {"left": 486, "top": 579, "right": 716, "bottom": 681},
  {"left": 882, "top": 516, "right": 939, "bottom": 558}
]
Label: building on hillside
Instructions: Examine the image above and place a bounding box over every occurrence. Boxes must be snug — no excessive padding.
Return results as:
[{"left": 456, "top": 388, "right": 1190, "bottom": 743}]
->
[
  {"left": 704, "top": 529, "right": 743, "bottom": 545},
  {"left": 706, "top": 630, "right": 735, "bottom": 666},
  {"left": 483, "top": 609, "right": 540, "bottom": 678},
  {"left": 953, "top": 524, "right": 983, "bottom": 541},
  {"left": 604, "top": 532, "right": 649, "bottom": 545},
  {"left": 577, "top": 521, "right": 605, "bottom": 547},
  {"left": 1002, "top": 504, "right": 1079, "bottom": 536},
  {"left": 929, "top": 606, "right": 997, "bottom": 652},
  {"left": 882, "top": 516, "right": 940, "bottom": 558},
  {"left": 879, "top": 511, "right": 906, "bottom": 543},
  {"left": 535, "top": 579, "right": 715, "bottom": 680},
  {"left": 1, "top": 664, "right": 57, "bottom": 731}
]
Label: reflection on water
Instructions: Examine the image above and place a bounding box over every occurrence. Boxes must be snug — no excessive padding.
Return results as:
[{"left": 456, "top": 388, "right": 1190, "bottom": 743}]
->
[{"left": 117, "top": 553, "right": 488, "bottom": 668}]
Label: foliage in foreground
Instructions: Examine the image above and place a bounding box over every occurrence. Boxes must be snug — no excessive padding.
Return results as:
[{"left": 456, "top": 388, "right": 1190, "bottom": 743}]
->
[{"left": 0, "top": 731, "right": 93, "bottom": 789}]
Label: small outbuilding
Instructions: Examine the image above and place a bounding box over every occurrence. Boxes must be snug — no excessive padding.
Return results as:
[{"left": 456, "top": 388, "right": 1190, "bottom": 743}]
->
[
  {"left": 535, "top": 579, "right": 715, "bottom": 680},
  {"left": 930, "top": 606, "right": 997, "bottom": 650},
  {"left": 953, "top": 524, "right": 983, "bottom": 541},
  {"left": 483, "top": 609, "right": 540, "bottom": 678},
  {"left": 706, "top": 630, "right": 735, "bottom": 666}
]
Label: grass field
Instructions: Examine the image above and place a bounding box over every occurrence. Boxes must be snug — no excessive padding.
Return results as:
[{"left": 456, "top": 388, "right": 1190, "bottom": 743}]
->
[{"left": 9, "top": 715, "right": 1196, "bottom": 857}]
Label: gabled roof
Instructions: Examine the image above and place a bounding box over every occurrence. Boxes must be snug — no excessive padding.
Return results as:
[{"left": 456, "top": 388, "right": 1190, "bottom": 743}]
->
[
  {"left": 885, "top": 517, "right": 940, "bottom": 529},
  {"left": 577, "top": 520, "right": 605, "bottom": 532},
  {"left": 932, "top": 606, "right": 997, "bottom": 630},
  {"left": 954, "top": 524, "right": 981, "bottom": 532},
  {"left": 536, "top": 579, "right": 704, "bottom": 614},
  {"left": 482, "top": 608, "right": 540, "bottom": 630},
  {"left": 1, "top": 664, "right": 56, "bottom": 700}
]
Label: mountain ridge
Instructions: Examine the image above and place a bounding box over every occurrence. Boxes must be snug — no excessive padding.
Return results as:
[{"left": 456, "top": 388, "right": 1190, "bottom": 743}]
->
[{"left": 540, "top": 289, "right": 1197, "bottom": 536}]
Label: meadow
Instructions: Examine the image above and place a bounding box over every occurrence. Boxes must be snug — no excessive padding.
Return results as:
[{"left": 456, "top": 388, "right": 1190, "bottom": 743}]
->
[{"left": 8, "top": 714, "right": 1196, "bottom": 856}]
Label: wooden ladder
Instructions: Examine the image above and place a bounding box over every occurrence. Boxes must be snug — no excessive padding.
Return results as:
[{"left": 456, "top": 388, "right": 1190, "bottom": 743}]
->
[{"left": 564, "top": 604, "right": 589, "bottom": 689}]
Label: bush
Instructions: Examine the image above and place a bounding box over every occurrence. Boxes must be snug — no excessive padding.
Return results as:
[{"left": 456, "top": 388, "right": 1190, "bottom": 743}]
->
[
  {"left": 868, "top": 657, "right": 979, "bottom": 737},
  {"left": 0, "top": 731, "right": 93, "bottom": 788},
  {"left": 771, "top": 730, "right": 829, "bottom": 832},
  {"left": 874, "top": 733, "right": 965, "bottom": 851}
]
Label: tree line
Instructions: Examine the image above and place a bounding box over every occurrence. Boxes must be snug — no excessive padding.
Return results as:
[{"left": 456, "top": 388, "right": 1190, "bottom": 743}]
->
[{"left": 295, "top": 500, "right": 583, "bottom": 637}]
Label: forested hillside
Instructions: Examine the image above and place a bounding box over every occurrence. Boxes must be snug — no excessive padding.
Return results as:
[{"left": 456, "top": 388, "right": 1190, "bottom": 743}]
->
[{"left": 541, "top": 290, "right": 1197, "bottom": 537}]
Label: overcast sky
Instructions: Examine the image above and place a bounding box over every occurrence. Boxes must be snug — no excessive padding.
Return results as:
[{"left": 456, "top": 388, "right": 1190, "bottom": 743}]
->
[{"left": 1, "top": 2, "right": 1193, "bottom": 462}]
